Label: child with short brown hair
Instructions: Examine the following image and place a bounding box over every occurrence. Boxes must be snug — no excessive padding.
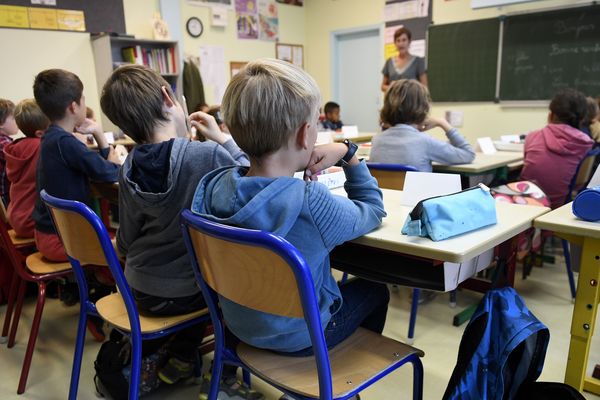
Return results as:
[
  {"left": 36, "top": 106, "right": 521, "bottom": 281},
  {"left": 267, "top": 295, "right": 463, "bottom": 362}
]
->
[{"left": 0, "top": 99, "right": 18, "bottom": 204}]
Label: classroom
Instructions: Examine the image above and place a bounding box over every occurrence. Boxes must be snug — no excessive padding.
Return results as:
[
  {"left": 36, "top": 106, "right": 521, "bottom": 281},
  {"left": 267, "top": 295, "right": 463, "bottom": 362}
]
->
[{"left": 1, "top": 0, "right": 600, "bottom": 399}]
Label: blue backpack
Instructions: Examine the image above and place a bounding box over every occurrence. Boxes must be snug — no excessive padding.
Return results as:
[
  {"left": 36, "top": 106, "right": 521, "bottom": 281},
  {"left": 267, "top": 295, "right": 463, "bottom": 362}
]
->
[{"left": 443, "top": 287, "right": 550, "bottom": 400}]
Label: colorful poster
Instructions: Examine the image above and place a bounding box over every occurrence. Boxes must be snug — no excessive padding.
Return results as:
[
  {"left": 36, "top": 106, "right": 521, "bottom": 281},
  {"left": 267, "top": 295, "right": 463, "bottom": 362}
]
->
[
  {"left": 235, "top": 0, "right": 258, "bottom": 39},
  {"left": 28, "top": 7, "right": 57, "bottom": 29},
  {"left": 57, "top": 9, "right": 85, "bottom": 31},
  {"left": 0, "top": 5, "right": 29, "bottom": 28},
  {"left": 258, "top": 0, "right": 278, "bottom": 41}
]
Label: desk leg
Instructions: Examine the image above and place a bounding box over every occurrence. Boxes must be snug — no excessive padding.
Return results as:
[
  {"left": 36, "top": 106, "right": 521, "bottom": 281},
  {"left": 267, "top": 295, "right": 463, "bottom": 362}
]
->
[{"left": 565, "top": 237, "right": 600, "bottom": 394}]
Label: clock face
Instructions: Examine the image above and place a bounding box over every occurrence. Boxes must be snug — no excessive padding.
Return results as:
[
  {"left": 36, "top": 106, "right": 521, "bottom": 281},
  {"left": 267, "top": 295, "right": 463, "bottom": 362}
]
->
[{"left": 187, "top": 17, "right": 203, "bottom": 38}]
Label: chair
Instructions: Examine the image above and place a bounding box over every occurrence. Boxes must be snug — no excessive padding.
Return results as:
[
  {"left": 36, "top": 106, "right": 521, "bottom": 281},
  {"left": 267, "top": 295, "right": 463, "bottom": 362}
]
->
[
  {"left": 366, "top": 162, "right": 418, "bottom": 190},
  {"left": 0, "top": 199, "right": 72, "bottom": 394},
  {"left": 366, "top": 162, "right": 425, "bottom": 344},
  {"left": 41, "top": 191, "right": 210, "bottom": 400},
  {"left": 560, "top": 147, "right": 600, "bottom": 300},
  {"left": 181, "top": 210, "right": 424, "bottom": 400}
]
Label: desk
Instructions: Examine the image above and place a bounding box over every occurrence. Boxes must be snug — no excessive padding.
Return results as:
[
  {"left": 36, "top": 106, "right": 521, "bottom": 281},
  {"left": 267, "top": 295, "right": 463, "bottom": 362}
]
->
[
  {"left": 87, "top": 136, "right": 136, "bottom": 150},
  {"left": 332, "top": 132, "right": 374, "bottom": 144},
  {"left": 534, "top": 203, "right": 600, "bottom": 396},
  {"left": 432, "top": 151, "right": 524, "bottom": 175},
  {"left": 331, "top": 189, "right": 548, "bottom": 290}
]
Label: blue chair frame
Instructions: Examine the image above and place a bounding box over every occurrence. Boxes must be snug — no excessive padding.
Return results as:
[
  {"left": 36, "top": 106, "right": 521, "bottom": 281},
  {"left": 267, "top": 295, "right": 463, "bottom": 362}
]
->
[
  {"left": 41, "top": 191, "right": 208, "bottom": 400},
  {"left": 561, "top": 147, "right": 600, "bottom": 300},
  {"left": 181, "top": 210, "right": 424, "bottom": 400}
]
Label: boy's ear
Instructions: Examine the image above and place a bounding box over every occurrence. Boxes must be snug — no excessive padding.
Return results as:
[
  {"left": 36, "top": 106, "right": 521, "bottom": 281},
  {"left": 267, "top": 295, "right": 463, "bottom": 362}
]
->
[
  {"left": 68, "top": 100, "right": 77, "bottom": 115},
  {"left": 161, "top": 86, "right": 176, "bottom": 108},
  {"left": 34, "top": 129, "right": 44, "bottom": 138},
  {"left": 296, "top": 122, "right": 310, "bottom": 150}
]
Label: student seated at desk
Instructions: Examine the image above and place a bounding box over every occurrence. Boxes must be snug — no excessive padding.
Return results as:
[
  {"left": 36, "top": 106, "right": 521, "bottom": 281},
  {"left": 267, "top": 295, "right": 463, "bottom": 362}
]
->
[
  {"left": 370, "top": 79, "right": 475, "bottom": 172},
  {"left": 5, "top": 99, "right": 49, "bottom": 238},
  {"left": 520, "top": 88, "right": 593, "bottom": 209},
  {"left": 191, "top": 59, "right": 389, "bottom": 369},
  {"left": 321, "top": 101, "right": 343, "bottom": 131},
  {"left": 32, "top": 69, "right": 122, "bottom": 262},
  {"left": 101, "top": 65, "right": 259, "bottom": 398}
]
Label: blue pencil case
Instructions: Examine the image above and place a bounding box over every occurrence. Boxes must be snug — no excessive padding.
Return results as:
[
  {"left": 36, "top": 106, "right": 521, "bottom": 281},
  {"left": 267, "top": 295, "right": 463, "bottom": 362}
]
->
[
  {"left": 572, "top": 185, "right": 600, "bottom": 222},
  {"left": 402, "top": 184, "right": 498, "bottom": 241}
]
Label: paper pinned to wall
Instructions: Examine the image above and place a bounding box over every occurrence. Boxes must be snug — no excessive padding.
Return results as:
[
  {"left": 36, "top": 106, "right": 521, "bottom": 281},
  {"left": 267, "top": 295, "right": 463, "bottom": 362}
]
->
[
  {"left": 383, "top": 0, "right": 429, "bottom": 22},
  {"left": 199, "top": 45, "right": 227, "bottom": 103},
  {"left": 409, "top": 39, "right": 426, "bottom": 58}
]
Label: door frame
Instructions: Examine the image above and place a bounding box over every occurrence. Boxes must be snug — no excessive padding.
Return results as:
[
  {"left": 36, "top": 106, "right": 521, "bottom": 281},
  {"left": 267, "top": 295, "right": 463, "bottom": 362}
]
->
[{"left": 330, "top": 24, "right": 385, "bottom": 103}]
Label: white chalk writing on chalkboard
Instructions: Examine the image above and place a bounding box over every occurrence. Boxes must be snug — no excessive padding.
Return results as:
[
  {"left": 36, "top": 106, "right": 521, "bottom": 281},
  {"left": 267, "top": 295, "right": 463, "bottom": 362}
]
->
[{"left": 554, "top": 21, "right": 595, "bottom": 38}]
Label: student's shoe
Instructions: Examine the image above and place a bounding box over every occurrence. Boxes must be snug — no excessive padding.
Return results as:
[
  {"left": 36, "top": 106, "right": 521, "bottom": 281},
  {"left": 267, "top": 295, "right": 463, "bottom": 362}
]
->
[
  {"left": 158, "top": 357, "right": 194, "bottom": 384},
  {"left": 86, "top": 316, "right": 106, "bottom": 342},
  {"left": 198, "top": 374, "right": 265, "bottom": 400}
]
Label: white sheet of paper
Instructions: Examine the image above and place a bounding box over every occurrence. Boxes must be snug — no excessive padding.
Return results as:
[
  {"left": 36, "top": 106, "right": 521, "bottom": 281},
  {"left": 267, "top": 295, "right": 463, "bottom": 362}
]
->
[
  {"left": 445, "top": 110, "right": 464, "bottom": 127},
  {"left": 587, "top": 165, "right": 600, "bottom": 188},
  {"left": 500, "top": 134, "right": 520, "bottom": 143},
  {"left": 401, "top": 171, "right": 462, "bottom": 207},
  {"left": 316, "top": 131, "right": 333, "bottom": 145},
  {"left": 477, "top": 137, "right": 497, "bottom": 154},
  {"left": 341, "top": 125, "right": 359, "bottom": 138},
  {"left": 104, "top": 132, "right": 115, "bottom": 144}
]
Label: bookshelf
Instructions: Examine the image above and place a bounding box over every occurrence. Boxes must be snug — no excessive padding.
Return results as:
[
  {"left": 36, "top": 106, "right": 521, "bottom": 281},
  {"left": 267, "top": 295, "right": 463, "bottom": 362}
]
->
[{"left": 91, "top": 33, "right": 182, "bottom": 133}]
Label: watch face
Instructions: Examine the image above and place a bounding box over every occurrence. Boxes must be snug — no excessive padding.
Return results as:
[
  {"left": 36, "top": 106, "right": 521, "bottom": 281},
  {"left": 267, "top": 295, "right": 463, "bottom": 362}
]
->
[{"left": 187, "top": 17, "right": 203, "bottom": 38}]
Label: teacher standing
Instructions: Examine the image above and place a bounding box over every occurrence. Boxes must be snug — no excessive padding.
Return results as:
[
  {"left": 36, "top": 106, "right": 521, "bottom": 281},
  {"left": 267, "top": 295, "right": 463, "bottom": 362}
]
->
[{"left": 381, "top": 27, "right": 428, "bottom": 92}]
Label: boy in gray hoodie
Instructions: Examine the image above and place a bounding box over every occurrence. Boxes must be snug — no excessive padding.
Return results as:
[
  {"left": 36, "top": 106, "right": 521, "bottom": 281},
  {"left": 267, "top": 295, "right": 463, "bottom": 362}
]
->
[{"left": 101, "top": 65, "right": 261, "bottom": 399}]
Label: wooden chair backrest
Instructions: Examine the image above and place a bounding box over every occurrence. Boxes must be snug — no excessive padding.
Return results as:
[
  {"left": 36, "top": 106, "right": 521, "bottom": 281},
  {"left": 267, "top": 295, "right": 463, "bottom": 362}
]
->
[
  {"left": 187, "top": 227, "right": 304, "bottom": 318},
  {"left": 46, "top": 206, "right": 108, "bottom": 266},
  {"left": 368, "top": 168, "right": 408, "bottom": 190},
  {"left": 575, "top": 155, "right": 596, "bottom": 188}
]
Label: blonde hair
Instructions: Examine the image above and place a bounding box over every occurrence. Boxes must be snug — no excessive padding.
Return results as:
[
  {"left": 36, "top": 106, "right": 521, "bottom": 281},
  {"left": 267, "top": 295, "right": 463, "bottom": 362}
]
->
[
  {"left": 380, "top": 79, "right": 430, "bottom": 127},
  {"left": 15, "top": 99, "right": 50, "bottom": 138},
  {"left": 222, "top": 58, "right": 321, "bottom": 158}
]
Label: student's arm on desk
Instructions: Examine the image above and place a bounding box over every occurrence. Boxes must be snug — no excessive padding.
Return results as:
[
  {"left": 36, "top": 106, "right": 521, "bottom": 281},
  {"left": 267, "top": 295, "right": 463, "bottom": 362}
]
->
[{"left": 307, "top": 161, "right": 386, "bottom": 251}]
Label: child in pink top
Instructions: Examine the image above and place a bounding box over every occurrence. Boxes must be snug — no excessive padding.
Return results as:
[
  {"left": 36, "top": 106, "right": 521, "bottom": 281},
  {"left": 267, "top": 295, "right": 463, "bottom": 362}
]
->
[{"left": 520, "top": 88, "right": 594, "bottom": 209}]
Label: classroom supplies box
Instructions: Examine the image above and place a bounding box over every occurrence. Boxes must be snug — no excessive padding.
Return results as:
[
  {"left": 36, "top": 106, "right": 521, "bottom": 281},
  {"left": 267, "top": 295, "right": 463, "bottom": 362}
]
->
[{"left": 402, "top": 184, "right": 497, "bottom": 241}]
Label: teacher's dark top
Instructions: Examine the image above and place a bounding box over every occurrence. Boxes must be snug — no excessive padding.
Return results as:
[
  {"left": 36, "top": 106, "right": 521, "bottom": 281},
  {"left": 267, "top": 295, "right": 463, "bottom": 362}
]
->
[{"left": 382, "top": 56, "right": 426, "bottom": 82}]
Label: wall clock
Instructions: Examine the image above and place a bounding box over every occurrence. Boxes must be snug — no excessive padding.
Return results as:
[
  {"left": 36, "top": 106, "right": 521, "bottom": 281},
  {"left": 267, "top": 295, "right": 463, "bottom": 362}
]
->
[{"left": 186, "top": 17, "right": 203, "bottom": 38}]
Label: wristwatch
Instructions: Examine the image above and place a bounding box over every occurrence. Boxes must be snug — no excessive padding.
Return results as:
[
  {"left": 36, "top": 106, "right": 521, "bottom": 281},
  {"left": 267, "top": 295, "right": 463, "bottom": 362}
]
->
[{"left": 335, "top": 139, "right": 358, "bottom": 167}]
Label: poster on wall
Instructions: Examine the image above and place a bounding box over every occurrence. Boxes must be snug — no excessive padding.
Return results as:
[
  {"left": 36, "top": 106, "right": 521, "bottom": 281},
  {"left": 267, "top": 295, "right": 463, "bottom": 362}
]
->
[
  {"left": 383, "top": 0, "right": 432, "bottom": 62},
  {"left": 235, "top": 0, "right": 258, "bottom": 39},
  {"left": 275, "top": 0, "right": 302, "bottom": 5},
  {"left": 188, "top": 0, "right": 234, "bottom": 9},
  {"left": 258, "top": 0, "right": 277, "bottom": 41}
]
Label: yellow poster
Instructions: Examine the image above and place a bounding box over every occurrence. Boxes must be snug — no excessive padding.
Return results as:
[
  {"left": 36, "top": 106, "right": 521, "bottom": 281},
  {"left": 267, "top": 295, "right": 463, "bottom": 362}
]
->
[
  {"left": 29, "top": 7, "right": 58, "bottom": 30},
  {"left": 0, "top": 5, "right": 29, "bottom": 28},
  {"left": 384, "top": 43, "right": 398, "bottom": 61},
  {"left": 57, "top": 9, "right": 85, "bottom": 31}
]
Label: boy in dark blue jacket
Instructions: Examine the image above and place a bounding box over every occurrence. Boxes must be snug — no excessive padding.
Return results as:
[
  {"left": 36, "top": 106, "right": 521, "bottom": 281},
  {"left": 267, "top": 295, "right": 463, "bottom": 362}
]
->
[{"left": 32, "top": 69, "right": 121, "bottom": 262}]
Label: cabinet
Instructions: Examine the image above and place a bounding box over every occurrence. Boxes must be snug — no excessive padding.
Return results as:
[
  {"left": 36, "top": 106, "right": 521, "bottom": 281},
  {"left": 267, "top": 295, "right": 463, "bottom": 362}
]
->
[{"left": 91, "top": 34, "right": 182, "bottom": 133}]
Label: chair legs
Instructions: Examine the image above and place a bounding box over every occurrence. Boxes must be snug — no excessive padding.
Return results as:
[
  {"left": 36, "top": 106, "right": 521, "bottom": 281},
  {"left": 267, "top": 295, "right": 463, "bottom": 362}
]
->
[
  {"left": 17, "top": 281, "right": 47, "bottom": 394},
  {"left": 8, "top": 278, "right": 27, "bottom": 348},
  {"left": 128, "top": 332, "right": 143, "bottom": 400},
  {"left": 1, "top": 271, "right": 20, "bottom": 343},
  {"left": 561, "top": 239, "right": 577, "bottom": 302},
  {"left": 411, "top": 355, "right": 424, "bottom": 400},
  {"left": 209, "top": 349, "right": 225, "bottom": 400},
  {"left": 68, "top": 304, "right": 89, "bottom": 400},
  {"left": 407, "top": 289, "right": 420, "bottom": 344}
]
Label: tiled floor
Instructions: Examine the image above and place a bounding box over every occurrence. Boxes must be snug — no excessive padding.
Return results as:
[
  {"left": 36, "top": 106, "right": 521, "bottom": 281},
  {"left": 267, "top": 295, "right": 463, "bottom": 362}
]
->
[{"left": 1, "top": 255, "right": 599, "bottom": 399}]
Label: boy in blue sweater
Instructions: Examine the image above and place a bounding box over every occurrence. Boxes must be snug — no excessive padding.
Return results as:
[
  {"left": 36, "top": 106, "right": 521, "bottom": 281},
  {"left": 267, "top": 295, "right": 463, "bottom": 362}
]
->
[
  {"left": 191, "top": 59, "right": 389, "bottom": 361},
  {"left": 101, "top": 65, "right": 261, "bottom": 399},
  {"left": 32, "top": 69, "right": 122, "bottom": 262}
]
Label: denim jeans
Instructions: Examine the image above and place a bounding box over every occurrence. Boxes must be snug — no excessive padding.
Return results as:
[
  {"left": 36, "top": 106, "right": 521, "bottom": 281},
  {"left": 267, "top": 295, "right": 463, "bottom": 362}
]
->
[{"left": 283, "top": 278, "right": 390, "bottom": 357}]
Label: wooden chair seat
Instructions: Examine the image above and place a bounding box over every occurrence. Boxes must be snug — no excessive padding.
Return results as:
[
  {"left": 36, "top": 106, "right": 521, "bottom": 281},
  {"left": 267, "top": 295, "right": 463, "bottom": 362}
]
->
[
  {"left": 237, "top": 327, "right": 425, "bottom": 398},
  {"left": 25, "top": 252, "right": 71, "bottom": 274},
  {"left": 9, "top": 230, "right": 35, "bottom": 247},
  {"left": 96, "top": 292, "right": 208, "bottom": 334}
]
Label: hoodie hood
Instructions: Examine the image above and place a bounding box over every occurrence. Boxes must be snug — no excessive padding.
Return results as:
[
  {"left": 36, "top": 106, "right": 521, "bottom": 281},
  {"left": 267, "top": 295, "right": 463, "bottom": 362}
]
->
[
  {"left": 540, "top": 123, "right": 593, "bottom": 156},
  {"left": 191, "top": 166, "right": 306, "bottom": 237},
  {"left": 5, "top": 137, "right": 40, "bottom": 183}
]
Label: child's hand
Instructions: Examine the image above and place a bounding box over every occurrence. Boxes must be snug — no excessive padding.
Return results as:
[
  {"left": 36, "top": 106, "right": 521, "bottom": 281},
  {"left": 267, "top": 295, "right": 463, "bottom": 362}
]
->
[
  {"left": 107, "top": 146, "right": 123, "bottom": 165},
  {"left": 304, "top": 143, "right": 351, "bottom": 180},
  {"left": 76, "top": 118, "right": 109, "bottom": 148},
  {"left": 418, "top": 117, "right": 452, "bottom": 133},
  {"left": 189, "top": 111, "right": 228, "bottom": 145}
]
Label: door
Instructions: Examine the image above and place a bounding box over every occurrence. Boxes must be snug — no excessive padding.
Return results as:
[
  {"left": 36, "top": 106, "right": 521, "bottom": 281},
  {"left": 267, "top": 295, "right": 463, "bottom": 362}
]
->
[{"left": 333, "top": 27, "right": 382, "bottom": 132}]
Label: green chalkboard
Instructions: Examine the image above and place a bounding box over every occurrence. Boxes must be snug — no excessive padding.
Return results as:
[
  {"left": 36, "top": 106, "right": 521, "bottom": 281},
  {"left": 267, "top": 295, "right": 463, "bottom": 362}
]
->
[
  {"left": 501, "top": 5, "right": 600, "bottom": 100},
  {"left": 427, "top": 18, "right": 500, "bottom": 102}
]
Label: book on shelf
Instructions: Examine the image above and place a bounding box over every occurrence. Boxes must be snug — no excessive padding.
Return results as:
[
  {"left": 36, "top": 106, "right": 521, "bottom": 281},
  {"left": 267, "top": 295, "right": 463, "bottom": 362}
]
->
[{"left": 120, "top": 46, "right": 177, "bottom": 75}]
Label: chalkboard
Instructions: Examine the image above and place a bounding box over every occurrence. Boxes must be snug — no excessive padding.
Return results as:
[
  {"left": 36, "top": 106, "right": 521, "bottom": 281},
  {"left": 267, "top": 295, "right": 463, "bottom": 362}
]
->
[
  {"left": 0, "top": 0, "right": 125, "bottom": 34},
  {"left": 428, "top": 18, "right": 499, "bottom": 102},
  {"left": 501, "top": 5, "right": 600, "bottom": 100}
]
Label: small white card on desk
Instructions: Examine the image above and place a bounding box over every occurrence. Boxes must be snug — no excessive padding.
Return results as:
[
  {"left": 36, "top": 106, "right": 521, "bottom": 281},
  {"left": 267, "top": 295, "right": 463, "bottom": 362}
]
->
[
  {"left": 316, "top": 131, "right": 333, "bottom": 145},
  {"left": 341, "top": 125, "right": 359, "bottom": 138},
  {"left": 401, "top": 171, "right": 462, "bottom": 207},
  {"left": 477, "top": 137, "right": 497, "bottom": 154},
  {"left": 500, "top": 134, "right": 520, "bottom": 143},
  {"left": 588, "top": 165, "right": 600, "bottom": 188},
  {"left": 104, "top": 132, "right": 115, "bottom": 144}
]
